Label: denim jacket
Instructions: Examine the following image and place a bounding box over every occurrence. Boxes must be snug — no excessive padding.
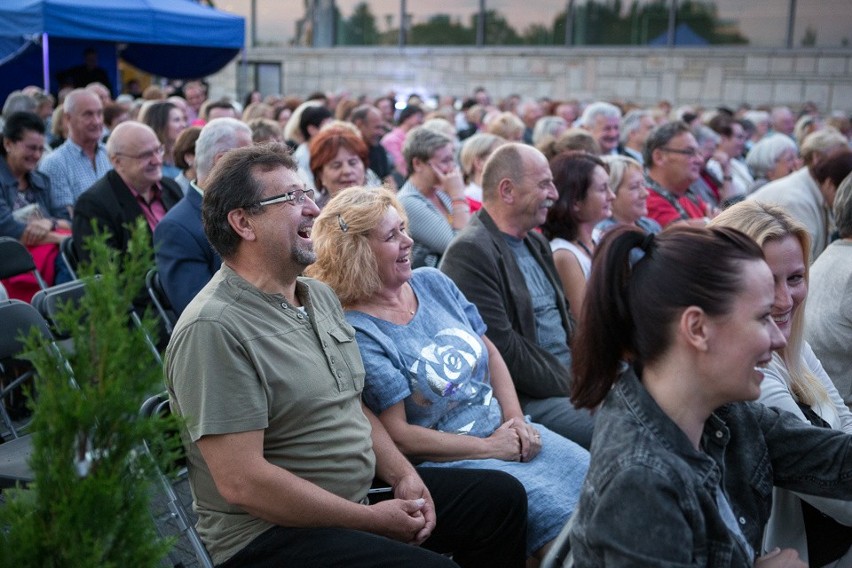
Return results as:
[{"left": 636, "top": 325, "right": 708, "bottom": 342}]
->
[
  {"left": 568, "top": 368, "right": 852, "bottom": 567},
  {"left": 0, "top": 157, "right": 68, "bottom": 239}
]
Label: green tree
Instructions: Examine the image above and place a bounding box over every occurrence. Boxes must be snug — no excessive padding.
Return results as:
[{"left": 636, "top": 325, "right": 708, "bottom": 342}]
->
[
  {"left": 0, "top": 220, "right": 178, "bottom": 567},
  {"left": 409, "top": 14, "right": 474, "bottom": 45},
  {"left": 340, "top": 2, "right": 380, "bottom": 46},
  {"left": 678, "top": 0, "right": 747, "bottom": 44},
  {"left": 469, "top": 10, "right": 523, "bottom": 45},
  {"left": 554, "top": 0, "right": 631, "bottom": 45},
  {"left": 522, "top": 23, "right": 554, "bottom": 45},
  {"left": 553, "top": 0, "right": 746, "bottom": 46}
]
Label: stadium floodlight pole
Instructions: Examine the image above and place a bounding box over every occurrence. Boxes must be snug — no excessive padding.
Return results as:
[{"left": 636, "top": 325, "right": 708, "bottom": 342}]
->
[
  {"left": 476, "top": 0, "right": 485, "bottom": 47},
  {"left": 251, "top": 0, "right": 257, "bottom": 48},
  {"left": 564, "top": 0, "right": 574, "bottom": 46},
  {"left": 786, "top": 0, "right": 797, "bottom": 48},
  {"left": 399, "top": 0, "right": 407, "bottom": 47},
  {"left": 667, "top": 0, "right": 676, "bottom": 47}
]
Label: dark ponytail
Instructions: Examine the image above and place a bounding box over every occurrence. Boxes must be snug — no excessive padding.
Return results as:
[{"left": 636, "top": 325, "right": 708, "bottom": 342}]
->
[
  {"left": 572, "top": 226, "right": 648, "bottom": 408},
  {"left": 572, "top": 225, "right": 764, "bottom": 408}
]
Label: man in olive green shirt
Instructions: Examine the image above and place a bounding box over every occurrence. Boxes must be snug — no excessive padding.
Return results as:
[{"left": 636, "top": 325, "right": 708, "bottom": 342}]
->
[{"left": 165, "top": 143, "right": 527, "bottom": 567}]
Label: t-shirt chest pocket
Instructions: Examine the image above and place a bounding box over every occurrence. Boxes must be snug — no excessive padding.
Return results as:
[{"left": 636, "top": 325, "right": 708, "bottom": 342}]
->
[{"left": 325, "top": 326, "right": 366, "bottom": 392}]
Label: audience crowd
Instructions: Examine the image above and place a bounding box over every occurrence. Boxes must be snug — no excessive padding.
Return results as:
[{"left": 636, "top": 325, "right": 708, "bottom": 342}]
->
[{"left": 2, "top": 78, "right": 852, "bottom": 567}]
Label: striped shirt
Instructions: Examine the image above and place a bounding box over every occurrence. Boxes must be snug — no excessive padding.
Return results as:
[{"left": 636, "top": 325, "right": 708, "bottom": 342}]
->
[{"left": 38, "top": 139, "right": 111, "bottom": 209}]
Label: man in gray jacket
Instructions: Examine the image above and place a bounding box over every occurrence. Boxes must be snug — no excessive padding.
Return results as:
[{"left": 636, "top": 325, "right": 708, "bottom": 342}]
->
[{"left": 440, "top": 143, "right": 594, "bottom": 449}]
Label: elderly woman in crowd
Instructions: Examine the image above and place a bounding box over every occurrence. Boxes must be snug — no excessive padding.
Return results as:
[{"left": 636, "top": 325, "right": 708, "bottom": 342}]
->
[
  {"left": 567, "top": 224, "right": 852, "bottom": 567},
  {"left": 308, "top": 186, "right": 590, "bottom": 562},
  {"left": 806, "top": 174, "right": 852, "bottom": 414},
  {"left": 712, "top": 202, "right": 852, "bottom": 566},
  {"left": 746, "top": 133, "right": 799, "bottom": 193},
  {"left": 594, "top": 155, "right": 661, "bottom": 240},
  {"left": 459, "top": 133, "right": 505, "bottom": 213},
  {"left": 0, "top": 112, "right": 72, "bottom": 299},
  {"left": 308, "top": 123, "right": 376, "bottom": 209},
  {"left": 140, "top": 100, "right": 187, "bottom": 179},
  {"left": 1, "top": 112, "right": 69, "bottom": 244},
  {"left": 398, "top": 126, "right": 469, "bottom": 268},
  {"left": 542, "top": 152, "right": 614, "bottom": 321}
]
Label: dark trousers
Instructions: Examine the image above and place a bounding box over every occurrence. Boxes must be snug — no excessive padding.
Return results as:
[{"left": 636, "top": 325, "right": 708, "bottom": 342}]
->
[{"left": 218, "top": 467, "right": 528, "bottom": 568}]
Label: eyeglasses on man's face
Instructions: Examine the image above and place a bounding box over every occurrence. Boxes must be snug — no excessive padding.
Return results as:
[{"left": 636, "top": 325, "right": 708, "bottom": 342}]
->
[
  {"left": 116, "top": 144, "right": 165, "bottom": 161},
  {"left": 253, "top": 187, "right": 316, "bottom": 208}
]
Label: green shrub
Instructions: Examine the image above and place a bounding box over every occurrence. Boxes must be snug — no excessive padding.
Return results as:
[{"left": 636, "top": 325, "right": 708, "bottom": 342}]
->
[{"left": 0, "top": 220, "right": 178, "bottom": 567}]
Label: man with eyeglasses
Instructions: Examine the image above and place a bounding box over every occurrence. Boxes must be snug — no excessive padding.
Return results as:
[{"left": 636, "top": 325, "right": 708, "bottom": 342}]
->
[
  {"left": 71, "top": 120, "right": 181, "bottom": 264},
  {"left": 164, "top": 143, "right": 528, "bottom": 567},
  {"left": 644, "top": 120, "right": 713, "bottom": 228}
]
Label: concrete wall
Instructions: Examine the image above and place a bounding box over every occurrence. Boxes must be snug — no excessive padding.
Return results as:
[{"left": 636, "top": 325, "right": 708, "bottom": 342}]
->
[{"left": 209, "top": 47, "right": 852, "bottom": 113}]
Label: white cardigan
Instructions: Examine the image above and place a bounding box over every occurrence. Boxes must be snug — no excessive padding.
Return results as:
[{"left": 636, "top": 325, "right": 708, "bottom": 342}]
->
[{"left": 759, "top": 342, "right": 852, "bottom": 566}]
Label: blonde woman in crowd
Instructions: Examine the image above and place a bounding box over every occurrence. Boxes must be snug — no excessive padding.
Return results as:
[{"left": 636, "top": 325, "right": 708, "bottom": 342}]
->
[
  {"left": 308, "top": 186, "right": 590, "bottom": 563},
  {"left": 459, "top": 133, "right": 505, "bottom": 213},
  {"left": 568, "top": 223, "right": 852, "bottom": 567},
  {"left": 712, "top": 201, "right": 852, "bottom": 567},
  {"left": 594, "top": 155, "right": 662, "bottom": 240}
]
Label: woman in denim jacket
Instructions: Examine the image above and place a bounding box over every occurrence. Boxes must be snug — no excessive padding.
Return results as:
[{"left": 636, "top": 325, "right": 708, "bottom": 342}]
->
[{"left": 567, "top": 226, "right": 852, "bottom": 567}]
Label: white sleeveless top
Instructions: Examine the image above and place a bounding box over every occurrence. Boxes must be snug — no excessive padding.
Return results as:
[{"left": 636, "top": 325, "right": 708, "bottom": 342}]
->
[{"left": 550, "top": 238, "right": 592, "bottom": 280}]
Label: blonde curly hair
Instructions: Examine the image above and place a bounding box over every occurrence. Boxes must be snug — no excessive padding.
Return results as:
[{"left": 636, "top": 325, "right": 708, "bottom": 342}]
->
[{"left": 306, "top": 185, "right": 407, "bottom": 307}]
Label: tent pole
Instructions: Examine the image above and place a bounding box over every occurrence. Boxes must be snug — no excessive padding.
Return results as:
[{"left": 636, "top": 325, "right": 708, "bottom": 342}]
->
[{"left": 42, "top": 33, "right": 50, "bottom": 93}]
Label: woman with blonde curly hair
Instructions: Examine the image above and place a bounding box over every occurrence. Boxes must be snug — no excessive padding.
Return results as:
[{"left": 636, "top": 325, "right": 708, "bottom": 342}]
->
[
  {"left": 711, "top": 201, "right": 852, "bottom": 566},
  {"left": 307, "top": 186, "right": 589, "bottom": 562}
]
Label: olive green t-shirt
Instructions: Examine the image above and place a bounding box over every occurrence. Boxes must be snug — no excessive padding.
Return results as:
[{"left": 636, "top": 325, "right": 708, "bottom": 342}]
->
[{"left": 165, "top": 265, "right": 376, "bottom": 564}]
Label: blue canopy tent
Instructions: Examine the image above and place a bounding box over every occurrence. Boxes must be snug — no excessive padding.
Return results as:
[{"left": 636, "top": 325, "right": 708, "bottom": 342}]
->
[{"left": 0, "top": 0, "right": 244, "bottom": 102}]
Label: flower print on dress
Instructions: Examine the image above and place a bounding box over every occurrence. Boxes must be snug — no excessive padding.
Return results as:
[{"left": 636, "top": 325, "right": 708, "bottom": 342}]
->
[{"left": 411, "top": 327, "right": 483, "bottom": 399}]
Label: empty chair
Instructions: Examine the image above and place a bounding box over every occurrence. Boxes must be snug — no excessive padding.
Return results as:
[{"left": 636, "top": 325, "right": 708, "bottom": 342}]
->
[
  {"left": 145, "top": 268, "right": 177, "bottom": 337},
  {"left": 59, "top": 236, "right": 79, "bottom": 280},
  {"left": 140, "top": 392, "right": 214, "bottom": 568},
  {"left": 0, "top": 237, "right": 50, "bottom": 302},
  {"left": 31, "top": 278, "right": 163, "bottom": 366},
  {"left": 0, "top": 299, "right": 63, "bottom": 440},
  {"left": 31, "top": 279, "right": 90, "bottom": 340},
  {"left": 0, "top": 430, "right": 34, "bottom": 489}
]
